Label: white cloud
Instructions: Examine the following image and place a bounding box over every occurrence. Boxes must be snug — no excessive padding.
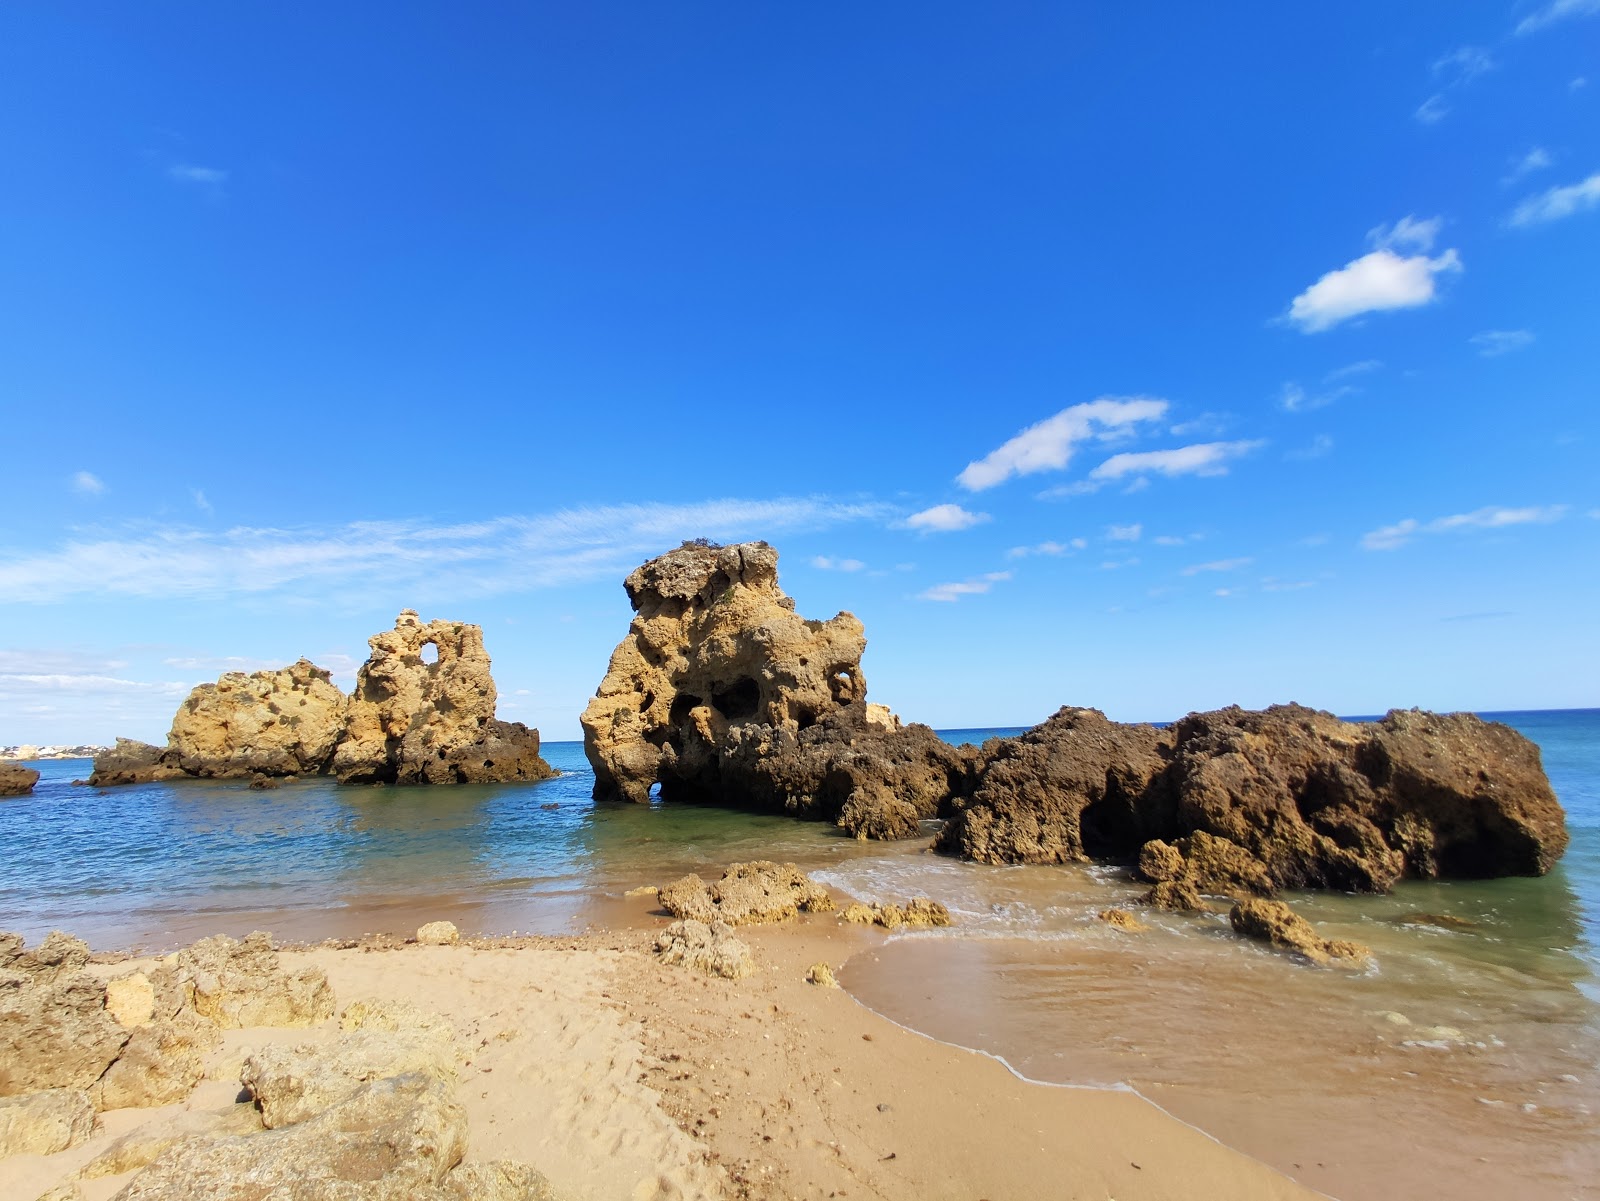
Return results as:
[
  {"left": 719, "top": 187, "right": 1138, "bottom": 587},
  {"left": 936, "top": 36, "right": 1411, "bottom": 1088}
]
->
[
  {"left": 1504, "top": 147, "right": 1554, "bottom": 185},
  {"left": 1006, "top": 539, "right": 1082, "bottom": 559},
  {"left": 1152, "top": 533, "right": 1200, "bottom": 547},
  {"left": 1368, "top": 215, "right": 1443, "bottom": 252},
  {"left": 1286, "top": 244, "right": 1462, "bottom": 333},
  {"left": 904, "top": 504, "right": 989, "bottom": 533},
  {"left": 1470, "top": 329, "right": 1535, "bottom": 357},
  {"left": 1432, "top": 46, "right": 1496, "bottom": 84},
  {"left": 1280, "top": 382, "right": 1354, "bottom": 413},
  {"left": 1106, "top": 523, "right": 1142, "bottom": 542},
  {"left": 168, "top": 164, "right": 227, "bottom": 186},
  {"left": 1182, "top": 557, "right": 1253, "bottom": 576},
  {"left": 1509, "top": 172, "right": 1600, "bottom": 227},
  {"left": 71, "top": 471, "right": 106, "bottom": 495},
  {"left": 1414, "top": 94, "right": 1451, "bottom": 124},
  {"left": 192, "top": 489, "right": 213, "bottom": 513},
  {"left": 0, "top": 496, "right": 889, "bottom": 604},
  {"left": 1325, "top": 359, "right": 1383, "bottom": 381},
  {"left": 919, "top": 571, "right": 1010, "bottom": 603},
  {"left": 1516, "top": 0, "right": 1600, "bottom": 35},
  {"left": 1099, "top": 557, "right": 1140, "bottom": 571},
  {"left": 957, "top": 397, "right": 1168, "bottom": 491},
  {"left": 811, "top": 555, "right": 866, "bottom": 572},
  {"left": 1361, "top": 505, "right": 1568, "bottom": 550},
  {"left": 1090, "top": 440, "right": 1263, "bottom": 483}
]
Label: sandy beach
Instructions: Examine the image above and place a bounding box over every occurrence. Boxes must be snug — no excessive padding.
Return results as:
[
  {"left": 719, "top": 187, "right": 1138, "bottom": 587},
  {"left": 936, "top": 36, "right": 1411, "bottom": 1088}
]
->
[{"left": 2, "top": 895, "right": 1327, "bottom": 1201}]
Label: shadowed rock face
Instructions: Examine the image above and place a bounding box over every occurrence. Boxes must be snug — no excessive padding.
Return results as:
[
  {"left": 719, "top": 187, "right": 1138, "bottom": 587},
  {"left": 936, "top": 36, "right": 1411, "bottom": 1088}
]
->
[
  {"left": 0, "top": 761, "right": 40, "bottom": 797},
  {"left": 89, "top": 611, "right": 553, "bottom": 788},
  {"left": 938, "top": 702, "right": 1568, "bottom": 894}
]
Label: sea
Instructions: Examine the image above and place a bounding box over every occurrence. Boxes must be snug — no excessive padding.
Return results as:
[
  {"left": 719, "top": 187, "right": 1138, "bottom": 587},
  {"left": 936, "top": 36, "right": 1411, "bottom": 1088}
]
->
[{"left": 3, "top": 708, "right": 1597, "bottom": 1201}]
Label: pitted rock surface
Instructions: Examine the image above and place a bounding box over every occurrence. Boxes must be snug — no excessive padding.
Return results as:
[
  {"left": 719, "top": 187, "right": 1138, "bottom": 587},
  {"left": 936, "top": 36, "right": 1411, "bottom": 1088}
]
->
[{"left": 167, "top": 659, "right": 347, "bottom": 778}]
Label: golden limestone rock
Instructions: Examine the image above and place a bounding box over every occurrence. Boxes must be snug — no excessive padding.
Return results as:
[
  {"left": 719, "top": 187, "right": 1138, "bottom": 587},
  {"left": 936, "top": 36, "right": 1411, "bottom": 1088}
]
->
[
  {"left": 1229, "top": 898, "right": 1372, "bottom": 968},
  {"left": 166, "top": 659, "right": 347, "bottom": 778}
]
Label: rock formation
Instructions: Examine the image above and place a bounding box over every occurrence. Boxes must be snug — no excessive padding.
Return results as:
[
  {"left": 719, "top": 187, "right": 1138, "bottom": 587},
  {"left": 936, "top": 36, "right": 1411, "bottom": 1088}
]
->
[
  {"left": 938, "top": 702, "right": 1569, "bottom": 896},
  {"left": 88, "top": 611, "right": 554, "bottom": 788},
  {"left": 581, "top": 540, "right": 973, "bottom": 835},
  {"left": 658, "top": 861, "right": 836, "bottom": 926},
  {"left": 1229, "top": 898, "right": 1371, "bottom": 968},
  {"left": 652, "top": 920, "right": 755, "bottom": 979},
  {"left": 0, "top": 760, "right": 39, "bottom": 797},
  {"left": 0, "top": 1087, "right": 95, "bottom": 1158},
  {"left": 839, "top": 897, "right": 952, "bottom": 929}
]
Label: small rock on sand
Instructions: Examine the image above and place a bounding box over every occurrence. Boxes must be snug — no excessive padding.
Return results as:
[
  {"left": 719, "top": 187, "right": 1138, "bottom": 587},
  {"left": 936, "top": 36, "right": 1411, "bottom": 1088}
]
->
[
  {"left": 416, "top": 921, "right": 460, "bottom": 946},
  {"left": 805, "top": 963, "right": 840, "bottom": 989}
]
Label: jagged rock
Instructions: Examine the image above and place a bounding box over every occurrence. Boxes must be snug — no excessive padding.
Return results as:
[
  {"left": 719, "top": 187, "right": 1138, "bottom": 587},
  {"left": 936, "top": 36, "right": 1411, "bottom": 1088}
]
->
[
  {"left": 248, "top": 774, "right": 280, "bottom": 790},
  {"left": 658, "top": 861, "right": 835, "bottom": 926},
  {"left": 110, "top": 1073, "right": 468, "bottom": 1200},
  {"left": 0, "top": 1088, "right": 95, "bottom": 1158},
  {"left": 940, "top": 703, "right": 1567, "bottom": 893},
  {"left": 154, "top": 931, "right": 334, "bottom": 1029},
  {"left": 0, "top": 966, "right": 129, "bottom": 1097},
  {"left": 581, "top": 541, "right": 869, "bottom": 805},
  {"left": 805, "top": 962, "right": 840, "bottom": 988},
  {"left": 34, "top": 1185, "right": 84, "bottom": 1201},
  {"left": 935, "top": 707, "right": 1172, "bottom": 866},
  {"left": 838, "top": 898, "right": 951, "bottom": 930},
  {"left": 440, "top": 1159, "right": 559, "bottom": 1201},
  {"left": 652, "top": 920, "right": 754, "bottom": 979},
  {"left": 87, "top": 739, "right": 185, "bottom": 788},
  {"left": 1142, "top": 878, "right": 1210, "bottom": 912},
  {"left": 79, "top": 1103, "right": 262, "bottom": 1179},
  {"left": 94, "top": 1009, "right": 220, "bottom": 1110},
  {"left": 1229, "top": 898, "right": 1372, "bottom": 968},
  {"left": 340, "top": 999, "right": 457, "bottom": 1039},
  {"left": 416, "top": 921, "right": 460, "bottom": 946},
  {"left": 1098, "top": 908, "right": 1149, "bottom": 932},
  {"left": 103, "top": 972, "right": 156, "bottom": 1029},
  {"left": 166, "top": 659, "right": 347, "bottom": 779},
  {"left": 334, "top": 611, "right": 555, "bottom": 786},
  {"left": 0, "top": 760, "right": 39, "bottom": 797},
  {"left": 0, "top": 931, "right": 91, "bottom": 984},
  {"left": 242, "top": 1023, "right": 458, "bottom": 1129}
]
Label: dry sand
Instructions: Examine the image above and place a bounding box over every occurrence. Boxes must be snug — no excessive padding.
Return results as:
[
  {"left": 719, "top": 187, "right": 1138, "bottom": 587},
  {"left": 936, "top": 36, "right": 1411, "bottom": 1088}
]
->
[{"left": 2, "top": 897, "right": 1323, "bottom": 1201}]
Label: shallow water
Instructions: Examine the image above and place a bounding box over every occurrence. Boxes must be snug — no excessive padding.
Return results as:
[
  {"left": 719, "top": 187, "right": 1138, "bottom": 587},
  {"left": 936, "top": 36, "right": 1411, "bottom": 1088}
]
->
[{"left": 2, "top": 710, "right": 1597, "bottom": 1200}]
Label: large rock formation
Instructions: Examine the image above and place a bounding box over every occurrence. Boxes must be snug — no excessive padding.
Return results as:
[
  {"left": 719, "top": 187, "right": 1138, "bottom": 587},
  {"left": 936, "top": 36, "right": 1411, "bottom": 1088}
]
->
[
  {"left": 0, "top": 760, "right": 39, "bottom": 797},
  {"left": 89, "top": 611, "right": 554, "bottom": 788},
  {"left": 166, "top": 659, "right": 347, "bottom": 778},
  {"left": 334, "top": 611, "right": 552, "bottom": 785},
  {"left": 938, "top": 703, "right": 1569, "bottom": 896},
  {"left": 580, "top": 540, "right": 971, "bottom": 836}
]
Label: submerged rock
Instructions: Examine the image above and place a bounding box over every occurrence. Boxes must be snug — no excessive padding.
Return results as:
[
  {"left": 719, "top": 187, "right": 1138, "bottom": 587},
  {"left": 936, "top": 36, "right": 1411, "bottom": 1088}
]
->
[
  {"left": 941, "top": 703, "right": 1568, "bottom": 895},
  {"left": 0, "top": 760, "right": 39, "bottom": 797},
  {"left": 659, "top": 861, "right": 835, "bottom": 926},
  {"left": 1097, "top": 908, "right": 1150, "bottom": 933},
  {"left": 1229, "top": 898, "right": 1372, "bottom": 968}
]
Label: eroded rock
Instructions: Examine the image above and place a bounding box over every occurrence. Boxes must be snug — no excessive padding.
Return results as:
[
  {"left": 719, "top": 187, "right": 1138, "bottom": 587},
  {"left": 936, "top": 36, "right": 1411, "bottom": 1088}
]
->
[
  {"left": 839, "top": 898, "right": 952, "bottom": 929},
  {"left": 166, "top": 659, "right": 347, "bottom": 779},
  {"left": 0, "top": 760, "right": 39, "bottom": 797},
  {"left": 111, "top": 1073, "right": 468, "bottom": 1200},
  {"left": 0, "top": 965, "right": 129, "bottom": 1097},
  {"left": 440, "top": 1159, "right": 560, "bottom": 1201},
  {"left": 416, "top": 921, "right": 460, "bottom": 946},
  {"left": 659, "top": 861, "right": 835, "bottom": 926},
  {"left": 79, "top": 1104, "right": 262, "bottom": 1179},
  {"left": 0, "top": 1088, "right": 94, "bottom": 1158},
  {"left": 652, "top": 920, "right": 754, "bottom": 979},
  {"left": 87, "top": 739, "right": 183, "bottom": 788},
  {"left": 1229, "top": 898, "right": 1372, "bottom": 968},
  {"left": 1097, "top": 908, "right": 1149, "bottom": 933},
  {"left": 93, "top": 1010, "right": 220, "bottom": 1110},
  {"left": 242, "top": 1023, "right": 458, "bottom": 1129},
  {"left": 155, "top": 931, "right": 334, "bottom": 1029}
]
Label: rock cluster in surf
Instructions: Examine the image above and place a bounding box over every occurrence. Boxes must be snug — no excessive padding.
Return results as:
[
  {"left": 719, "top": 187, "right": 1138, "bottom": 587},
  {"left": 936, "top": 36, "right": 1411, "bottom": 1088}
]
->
[
  {"left": 88, "top": 611, "right": 554, "bottom": 788},
  {"left": 582, "top": 543, "right": 1569, "bottom": 902}
]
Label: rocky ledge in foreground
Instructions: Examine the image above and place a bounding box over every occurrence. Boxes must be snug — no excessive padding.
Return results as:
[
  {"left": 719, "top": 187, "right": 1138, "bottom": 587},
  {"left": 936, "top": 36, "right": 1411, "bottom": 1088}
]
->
[
  {"left": 90, "top": 611, "right": 555, "bottom": 789},
  {"left": 580, "top": 540, "right": 975, "bottom": 836},
  {"left": 935, "top": 702, "right": 1567, "bottom": 896}
]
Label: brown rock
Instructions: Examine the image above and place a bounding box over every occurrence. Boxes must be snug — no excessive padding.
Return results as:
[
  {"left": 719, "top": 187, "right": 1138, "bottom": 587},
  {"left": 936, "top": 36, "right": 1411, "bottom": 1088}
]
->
[
  {"left": 652, "top": 920, "right": 754, "bottom": 979},
  {"left": 0, "top": 967, "right": 129, "bottom": 1097},
  {"left": 87, "top": 739, "right": 184, "bottom": 788},
  {"left": 155, "top": 931, "right": 334, "bottom": 1029},
  {"left": 79, "top": 1103, "right": 262, "bottom": 1179},
  {"left": 166, "top": 659, "right": 347, "bottom": 779},
  {"left": 1097, "top": 908, "right": 1149, "bottom": 933},
  {"left": 93, "top": 1009, "right": 220, "bottom": 1110},
  {"left": 110, "top": 1073, "right": 468, "bottom": 1200},
  {"left": 1229, "top": 898, "right": 1372, "bottom": 968},
  {"left": 0, "top": 760, "right": 39, "bottom": 797},
  {"left": 0, "top": 931, "right": 91, "bottom": 984},
  {"left": 242, "top": 1024, "right": 458, "bottom": 1129},
  {"left": 658, "top": 861, "right": 835, "bottom": 926},
  {"left": 440, "top": 1160, "right": 560, "bottom": 1201},
  {"left": 334, "top": 611, "right": 555, "bottom": 786},
  {"left": 805, "top": 962, "right": 840, "bottom": 988},
  {"left": 838, "top": 897, "right": 952, "bottom": 930},
  {"left": 0, "top": 1088, "right": 95, "bottom": 1158}
]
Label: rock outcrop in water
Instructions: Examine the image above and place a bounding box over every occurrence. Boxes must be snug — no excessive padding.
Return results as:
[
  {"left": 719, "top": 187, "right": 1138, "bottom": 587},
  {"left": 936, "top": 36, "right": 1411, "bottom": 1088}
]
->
[
  {"left": 937, "top": 702, "right": 1569, "bottom": 896},
  {"left": 88, "top": 611, "right": 554, "bottom": 788},
  {"left": 0, "top": 760, "right": 39, "bottom": 797},
  {"left": 580, "top": 541, "right": 972, "bottom": 836}
]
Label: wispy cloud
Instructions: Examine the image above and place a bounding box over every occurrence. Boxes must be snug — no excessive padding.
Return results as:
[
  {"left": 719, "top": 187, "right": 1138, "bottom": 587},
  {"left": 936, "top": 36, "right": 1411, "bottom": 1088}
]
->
[
  {"left": 957, "top": 397, "right": 1168, "bottom": 491},
  {"left": 1182, "top": 557, "right": 1253, "bottom": 576},
  {"left": 1414, "top": 94, "right": 1451, "bottom": 124},
  {"left": 810, "top": 555, "right": 866, "bottom": 572},
  {"left": 1287, "top": 219, "right": 1461, "bottom": 332},
  {"left": 1280, "top": 381, "right": 1355, "bottom": 414},
  {"left": 1414, "top": 47, "right": 1495, "bottom": 124},
  {"left": 71, "top": 471, "right": 106, "bottom": 496},
  {"left": 1325, "top": 359, "right": 1383, "bottom": 382},
  {"left": 1089, "top": 440, "right": 1263, "bottom": 484},
  {"left": 1470, "top": 329, "right": 1535, "bottom": 357},
  {"left": 1361, "top": 505, "right": 1568, "bottom": 550},
  {"left": 919, "top": 571, "right": 1010, "bottom": 603},
  {"left": 1006, "top": 539, "right": 1085, "bottom": 559},
  {"left": 0, "top": 497, "right": 889, "bottom": 604},
  {"left": 1106, "top": 523, "right": 1143, "bottom": 543},
  {"left": 1516, "top": 0, "right": 1600, "bottom": 35},
  {"left": 168, "top": 163, "right": 227, "bottom": 188},
  {"left": 1509, "top": 172, "right": 1600, "bottom": 227},
  {"left": 904, "top": 503, "right": 989, "bottom": 533},
  {"left": 1504, "top": 147, "right": 1554, "bottom": 185},
  {"left": 1286, "top": 434, "right": 1335, "bottom": 461},
  {"left": 192, "top": 489, "right": 213, "bottom": 513}
]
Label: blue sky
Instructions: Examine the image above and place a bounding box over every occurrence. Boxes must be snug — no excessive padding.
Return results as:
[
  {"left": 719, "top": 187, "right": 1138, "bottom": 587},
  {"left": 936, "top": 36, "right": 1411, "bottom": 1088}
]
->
[{"left": 2, "top": 3, "right": 1597, "bottom": 745}]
